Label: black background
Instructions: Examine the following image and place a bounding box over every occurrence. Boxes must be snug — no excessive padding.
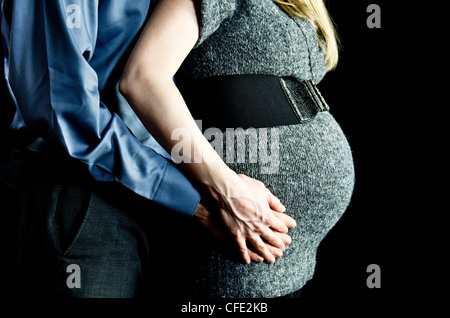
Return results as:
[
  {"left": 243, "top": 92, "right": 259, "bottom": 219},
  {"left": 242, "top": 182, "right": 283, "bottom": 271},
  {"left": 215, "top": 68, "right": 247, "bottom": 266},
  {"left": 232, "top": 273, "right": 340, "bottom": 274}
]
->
[
  {"left": 295, "top": 0, "right": 429, "bottom": 314},
  {"left": 0, "top": 0, "right": 430, "bottom": 314},
  {"left": 300, "top": 0, "right": 397, "bottom": 305}
]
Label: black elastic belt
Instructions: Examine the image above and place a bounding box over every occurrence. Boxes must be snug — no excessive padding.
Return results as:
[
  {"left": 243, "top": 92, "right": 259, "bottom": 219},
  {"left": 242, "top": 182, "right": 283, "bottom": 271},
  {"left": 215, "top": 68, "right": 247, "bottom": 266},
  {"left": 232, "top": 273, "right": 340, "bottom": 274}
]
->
[{"left": 176, "top": 74, "right": 329, "bottom": 131}]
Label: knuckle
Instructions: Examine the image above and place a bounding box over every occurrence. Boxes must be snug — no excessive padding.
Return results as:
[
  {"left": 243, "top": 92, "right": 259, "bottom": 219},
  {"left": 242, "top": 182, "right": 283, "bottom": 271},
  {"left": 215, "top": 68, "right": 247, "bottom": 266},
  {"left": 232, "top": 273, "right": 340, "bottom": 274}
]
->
[
  {"left": 238, "top": 246, "right": 247, "bottom": 254},
  {"left": 253, "top": 223, "right": 266, "bottom": 234},
  {"left": 252, "top": 240, "right": 265, "bottom": 252},
  {"left": 261, "top": 212, "right": 274, "bottom": 226},
  {"left": 230, "top": 228, "right": 241, "bottom": 239},
  {"left": 257, "top": 180, "right": 266, "bottom": 188}
]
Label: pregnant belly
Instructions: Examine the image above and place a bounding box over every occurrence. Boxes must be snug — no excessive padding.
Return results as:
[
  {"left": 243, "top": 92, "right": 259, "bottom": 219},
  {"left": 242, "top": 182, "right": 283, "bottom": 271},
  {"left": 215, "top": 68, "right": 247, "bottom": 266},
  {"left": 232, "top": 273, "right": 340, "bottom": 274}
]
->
[
  {"left": 172, "top": 111, "right": 356, "bottom": 298},
  {"left": 214, "top": 111, "right": 355, "bottom": 245}
]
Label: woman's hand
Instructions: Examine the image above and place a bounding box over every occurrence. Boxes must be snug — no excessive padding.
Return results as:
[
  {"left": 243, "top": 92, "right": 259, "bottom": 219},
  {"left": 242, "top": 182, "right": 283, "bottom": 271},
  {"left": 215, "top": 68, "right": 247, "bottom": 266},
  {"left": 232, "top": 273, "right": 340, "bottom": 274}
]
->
[
  {"left": 215, "top": 174, "right": 296, "bottom": 264},
  {"left": 195, "top": 174, "right": 296, "bottom": 264}
]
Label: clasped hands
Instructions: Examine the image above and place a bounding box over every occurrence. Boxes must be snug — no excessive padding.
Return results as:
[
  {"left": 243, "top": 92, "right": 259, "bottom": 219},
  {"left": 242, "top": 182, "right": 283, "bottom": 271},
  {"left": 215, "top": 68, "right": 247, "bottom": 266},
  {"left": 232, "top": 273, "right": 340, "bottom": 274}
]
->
[{"left": 194, "top": 174, "right": 296, "bottom": 264}]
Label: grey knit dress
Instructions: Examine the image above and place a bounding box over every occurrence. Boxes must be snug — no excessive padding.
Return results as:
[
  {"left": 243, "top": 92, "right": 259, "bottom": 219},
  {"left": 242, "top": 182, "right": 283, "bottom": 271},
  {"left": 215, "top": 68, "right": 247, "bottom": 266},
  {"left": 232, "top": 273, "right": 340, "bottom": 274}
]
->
[{"left": 174, "top": 0, "right": 355, "bottom": 298}]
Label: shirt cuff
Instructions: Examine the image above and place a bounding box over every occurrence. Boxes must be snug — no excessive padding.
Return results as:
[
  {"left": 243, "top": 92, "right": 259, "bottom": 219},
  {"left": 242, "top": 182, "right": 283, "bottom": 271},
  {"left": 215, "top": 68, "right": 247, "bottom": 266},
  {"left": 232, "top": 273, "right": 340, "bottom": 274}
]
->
[{"left": 153, "top": 162, "right": 201, "bottom": 217}]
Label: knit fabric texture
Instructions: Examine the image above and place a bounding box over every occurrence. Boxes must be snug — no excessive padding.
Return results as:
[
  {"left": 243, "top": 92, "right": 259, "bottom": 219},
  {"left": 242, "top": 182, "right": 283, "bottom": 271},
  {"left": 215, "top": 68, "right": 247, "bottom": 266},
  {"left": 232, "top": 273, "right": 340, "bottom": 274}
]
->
[
  {"left": 183, "top": 114, "right": 354, "bottom": 298},
  {"left": 174, "top": 0, "right": 355, "bottom": 297},
  {"left": 177, "top": 0, "right": 327, "bottom": 83}
]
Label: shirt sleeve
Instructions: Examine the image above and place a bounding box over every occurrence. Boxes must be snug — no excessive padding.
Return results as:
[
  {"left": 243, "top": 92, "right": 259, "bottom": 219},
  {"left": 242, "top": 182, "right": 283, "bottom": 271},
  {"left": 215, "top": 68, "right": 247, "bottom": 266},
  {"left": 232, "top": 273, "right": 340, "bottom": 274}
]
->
[
  {"left": 194, "top": 0, "right": 237, "bottom": 47},
  {"left": 2, "top": 0, "right": 200, "bottom": 216}
]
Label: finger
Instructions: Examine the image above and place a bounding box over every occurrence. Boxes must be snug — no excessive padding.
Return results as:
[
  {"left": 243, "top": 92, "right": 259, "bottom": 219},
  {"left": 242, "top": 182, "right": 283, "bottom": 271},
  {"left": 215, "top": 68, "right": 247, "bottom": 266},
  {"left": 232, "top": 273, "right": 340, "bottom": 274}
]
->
[
  {"left": 275, "top": 233, "right": 292, "bottom": 245},
  {"left": 266, "top": 190, "right": 286, "bottom": 213},
  {"left": 273, "top": 232, "right": 292, "bottom": 245},
  {"left": 266, "top": 244, "right": 284, "bottom": 259},
  {"left": 260, "top": 227, "right": 286, "bottom": 251},
  {"left": 263, "top": 233, "right": 292, "bottom": 259},
  {"left": 274, "top": 211, "right": 297, "bottom": 229},
  {"left": 247, "top": 249, "right": 264, "bottom": 263},
  {"left": 236, "top": 234, "right": 251, "bottom": 264},
  {"left": 239, "top": 175, "right": 286, "bottom": 214},
  {"left": 248, "top": 235, "right": 276, "bottom": 264},
  {"left": 264, "top": 211, "right": 289, "bottom": 234}
]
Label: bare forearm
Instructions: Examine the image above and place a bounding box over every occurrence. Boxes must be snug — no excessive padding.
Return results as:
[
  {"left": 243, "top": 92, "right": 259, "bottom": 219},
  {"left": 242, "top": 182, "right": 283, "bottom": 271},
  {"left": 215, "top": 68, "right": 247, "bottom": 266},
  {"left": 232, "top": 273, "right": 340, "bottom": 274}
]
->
[
  {"left": 119, "top": 75, "right": 236, "bottom": 198},
  {"left": 118, "top": 0, "right": 237, "bottom": 198}
]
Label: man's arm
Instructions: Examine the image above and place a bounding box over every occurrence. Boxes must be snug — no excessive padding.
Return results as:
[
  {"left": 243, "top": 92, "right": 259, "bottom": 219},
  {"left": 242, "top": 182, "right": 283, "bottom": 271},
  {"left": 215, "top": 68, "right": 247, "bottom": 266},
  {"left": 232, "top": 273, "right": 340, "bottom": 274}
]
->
[{"left": 1, "top": 0, "right": 200, "bottom": 216}]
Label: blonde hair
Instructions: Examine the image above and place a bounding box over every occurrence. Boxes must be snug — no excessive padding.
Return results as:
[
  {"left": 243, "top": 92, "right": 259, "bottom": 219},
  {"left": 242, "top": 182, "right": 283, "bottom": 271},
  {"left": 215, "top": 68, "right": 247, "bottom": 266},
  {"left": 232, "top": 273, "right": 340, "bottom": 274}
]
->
[{"left": 273, "top": 0, "right": 339, "bottom": 71}]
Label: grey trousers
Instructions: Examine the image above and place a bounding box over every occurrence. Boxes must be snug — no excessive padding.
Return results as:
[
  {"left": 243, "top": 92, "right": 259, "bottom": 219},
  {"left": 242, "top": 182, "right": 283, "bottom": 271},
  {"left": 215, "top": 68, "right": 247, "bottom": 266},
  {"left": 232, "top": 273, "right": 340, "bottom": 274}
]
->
[{"left": 1, "top": 144, "right": 195, "bottom": 298}]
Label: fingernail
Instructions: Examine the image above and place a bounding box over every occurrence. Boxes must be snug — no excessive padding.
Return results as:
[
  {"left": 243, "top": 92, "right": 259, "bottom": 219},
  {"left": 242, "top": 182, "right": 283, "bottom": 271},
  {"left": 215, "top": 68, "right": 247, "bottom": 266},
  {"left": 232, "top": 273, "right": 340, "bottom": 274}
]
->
[
  {"left": 276, "top": 249, "right": 283, "bottom": 258},
  {"left": 290, "top": 220, "right": 297, "bottom": 228},
  {"left": 286, "top": 236, "right": 292, "bottom": 244}
]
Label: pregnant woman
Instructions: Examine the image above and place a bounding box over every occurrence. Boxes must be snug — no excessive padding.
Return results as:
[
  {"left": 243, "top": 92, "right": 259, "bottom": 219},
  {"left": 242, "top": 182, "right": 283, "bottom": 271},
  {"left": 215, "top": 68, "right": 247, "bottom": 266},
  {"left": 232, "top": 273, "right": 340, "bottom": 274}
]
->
[{"left": 119, "top": 0, "right": 355, "bottom": 298}]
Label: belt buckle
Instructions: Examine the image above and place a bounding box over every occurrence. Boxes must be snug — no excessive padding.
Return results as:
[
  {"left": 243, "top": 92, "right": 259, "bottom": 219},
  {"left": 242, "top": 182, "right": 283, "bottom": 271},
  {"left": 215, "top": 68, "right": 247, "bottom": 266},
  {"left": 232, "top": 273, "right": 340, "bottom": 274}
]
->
[
  {"left": 304, "top": 80, "right": 330, "bottom": 112},
  {"left": 279, "top": 77, "right": 329, "bottom": 123}
]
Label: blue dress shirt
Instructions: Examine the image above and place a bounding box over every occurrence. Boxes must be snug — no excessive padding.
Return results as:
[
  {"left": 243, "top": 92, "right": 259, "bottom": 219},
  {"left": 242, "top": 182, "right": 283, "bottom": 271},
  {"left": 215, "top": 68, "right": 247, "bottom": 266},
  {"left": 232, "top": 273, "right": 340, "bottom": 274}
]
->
[{"left": 0, "top": 0, "right": 200, "bottom": 216}]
